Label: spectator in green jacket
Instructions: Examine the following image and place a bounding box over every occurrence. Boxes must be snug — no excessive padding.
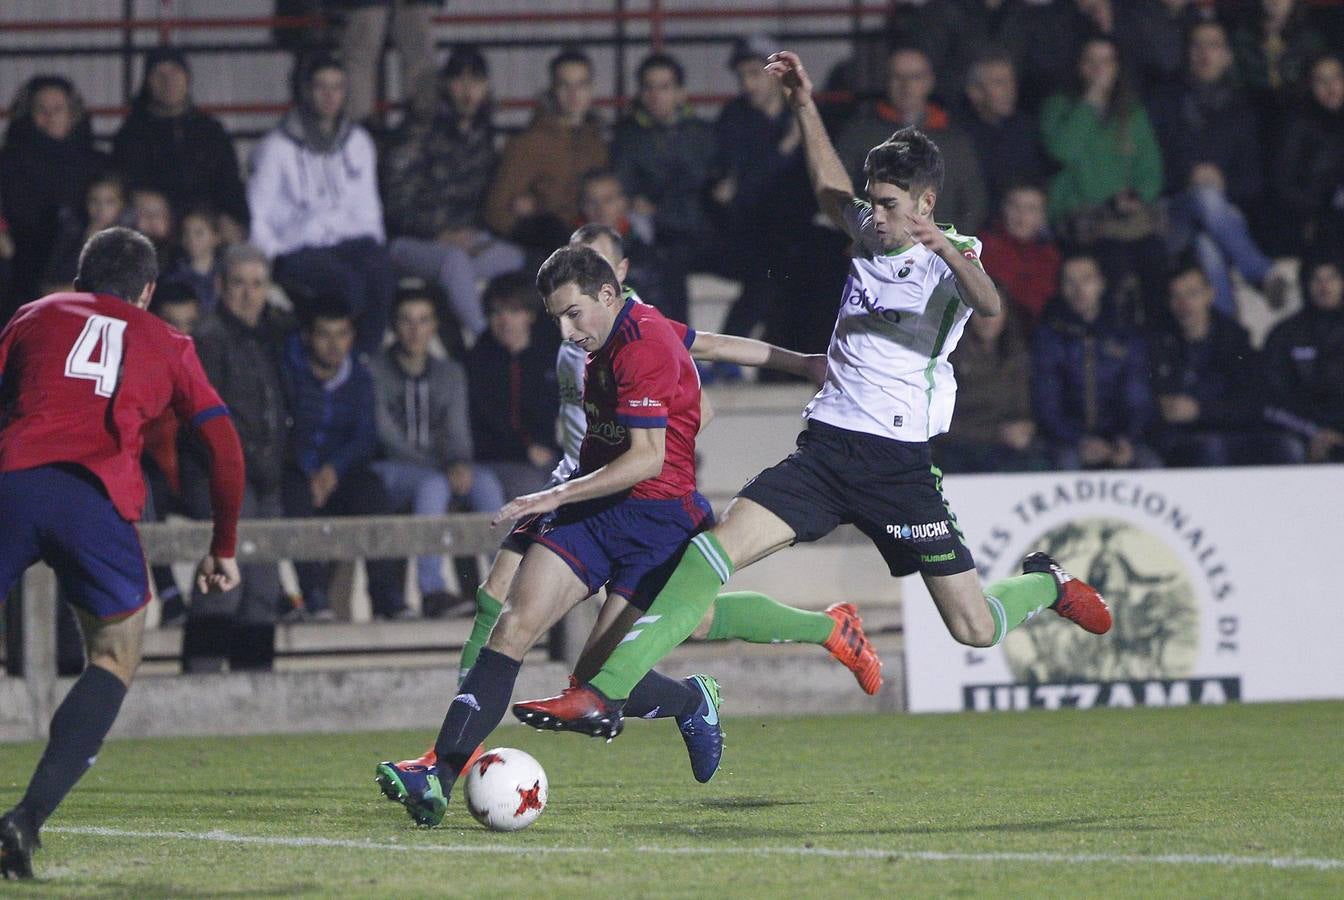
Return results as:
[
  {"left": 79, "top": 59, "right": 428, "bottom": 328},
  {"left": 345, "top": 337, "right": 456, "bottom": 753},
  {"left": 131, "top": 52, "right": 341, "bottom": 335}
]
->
[{"left": 1041, "top": 35, "right": 1168, "bottom": 328}]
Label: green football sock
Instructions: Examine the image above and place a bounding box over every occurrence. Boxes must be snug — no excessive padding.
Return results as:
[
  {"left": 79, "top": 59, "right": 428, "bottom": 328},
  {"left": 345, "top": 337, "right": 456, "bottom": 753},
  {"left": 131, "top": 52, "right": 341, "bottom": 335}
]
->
[
  {"left": 458, "top": 587, "right": 503, "bottom": 686},
  {"left": 706, "top": 591, "right": 834, "bottom": 645},
  {"left": 589, "top": 532, "right": 734, "bottom": 701},
  {"left": 982, "top": 572, "right": 1056, "bottom": 645}
]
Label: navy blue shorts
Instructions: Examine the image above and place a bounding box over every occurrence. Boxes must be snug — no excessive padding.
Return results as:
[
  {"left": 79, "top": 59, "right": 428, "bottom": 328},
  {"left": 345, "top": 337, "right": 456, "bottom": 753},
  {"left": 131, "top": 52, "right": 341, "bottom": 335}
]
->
[
  {"left": 0, "top": 465, "right": 151, "bottom": 620},
  {"left": 738, "top": 420, "right": 975, "bottom": 578},
  {"left": 515, "top": 493, "right": 714, "bottom": 610}
]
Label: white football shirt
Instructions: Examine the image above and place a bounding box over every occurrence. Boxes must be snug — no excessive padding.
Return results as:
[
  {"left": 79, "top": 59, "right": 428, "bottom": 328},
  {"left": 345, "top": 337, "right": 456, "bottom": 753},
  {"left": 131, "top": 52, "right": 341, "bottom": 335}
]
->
[{"left": 804, "top": 199, "right": 980, "bottom": 442}]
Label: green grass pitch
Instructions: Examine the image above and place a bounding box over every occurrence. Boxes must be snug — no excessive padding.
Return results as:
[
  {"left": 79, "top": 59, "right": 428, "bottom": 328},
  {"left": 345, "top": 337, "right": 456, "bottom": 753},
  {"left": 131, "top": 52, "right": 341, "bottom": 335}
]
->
[{"left": 2, "top": 701, "right": 1341, "bottom": 897}]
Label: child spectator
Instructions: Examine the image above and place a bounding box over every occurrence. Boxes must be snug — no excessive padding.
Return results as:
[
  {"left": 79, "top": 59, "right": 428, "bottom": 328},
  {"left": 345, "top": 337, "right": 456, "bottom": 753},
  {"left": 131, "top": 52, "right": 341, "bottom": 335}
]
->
[
  {"left": 131, "top": 187, "right": 175, "bottom": 270},
  {"left": 164, "top": 206, "right": 223, "bottom": 313},
  {"left": 42, "top": 173, "right": 127, "bottom": 292},
  {"left": 979, "top": 182, "right": 1061, "bottom": 332}
]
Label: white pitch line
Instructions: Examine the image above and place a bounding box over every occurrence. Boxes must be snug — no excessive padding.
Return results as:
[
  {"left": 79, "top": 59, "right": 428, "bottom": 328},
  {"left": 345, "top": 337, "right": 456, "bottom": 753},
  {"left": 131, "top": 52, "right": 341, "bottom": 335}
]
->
[{"left": 44, "top": 826, "right": 1344, "bottom": 872}]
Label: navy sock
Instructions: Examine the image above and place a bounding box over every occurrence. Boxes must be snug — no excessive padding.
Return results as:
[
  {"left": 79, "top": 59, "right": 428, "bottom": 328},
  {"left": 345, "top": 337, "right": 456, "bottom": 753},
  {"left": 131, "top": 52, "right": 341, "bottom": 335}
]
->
[
  {"left": 434, "top": 647, "right": 520, "bottom": 782},
  {"left": 623, "top": 670, "right": 701, "bottom": 720},
  {"left": 20, "top": 664, "right": 127, "bottom": 828}
]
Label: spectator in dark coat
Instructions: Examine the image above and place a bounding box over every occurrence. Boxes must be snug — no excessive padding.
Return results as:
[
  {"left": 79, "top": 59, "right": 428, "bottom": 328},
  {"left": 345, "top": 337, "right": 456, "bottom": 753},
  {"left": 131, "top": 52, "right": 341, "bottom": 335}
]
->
[
  {"left": 1262, "top": 257, "right": 1344, "bottom": 463},
  {"left": 179, "top": 245, "right": 292, "bottom": 671},
  {"left": 962, "top": 51, "right": 1047, "bottom": 212},
  {"left": 836, "top": 45, "right": 987, "bottom": 234},
  {"left": 0, "top": 75, "right": 107, "bottom": 319},
  {"left": 281, "top": 297, "right": 407, "bottom": 619},
  {"left": 1149, "top": 263, "right": 1300, "bottom": 466},
  {"left": 1149, "top": 21, "right": 1279, "bottom": 316},
  {"left": 712, "top": 36, "right": 813, "bottom": 352},
  {"left": 1276, "top": 54, "right": 1344, "bottom": 257},
  {"left": 111, "top": 47, "right": 249, "bottom": 240},
  {"left": 611, "top": 52, "right": 719, "bottom": 323},
  {"left": 1032, "top": 254, "right": 1159, "bottom": 470},
  {"left": 465, "top": 274, "right": 560, "bottom": 501}
]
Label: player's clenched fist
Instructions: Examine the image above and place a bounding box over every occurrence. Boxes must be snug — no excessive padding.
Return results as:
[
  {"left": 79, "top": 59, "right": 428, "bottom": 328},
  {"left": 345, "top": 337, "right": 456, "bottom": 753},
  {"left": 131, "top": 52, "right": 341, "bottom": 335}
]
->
[{"left": 765, "top": 51, "right": 814, "bottom": 108}]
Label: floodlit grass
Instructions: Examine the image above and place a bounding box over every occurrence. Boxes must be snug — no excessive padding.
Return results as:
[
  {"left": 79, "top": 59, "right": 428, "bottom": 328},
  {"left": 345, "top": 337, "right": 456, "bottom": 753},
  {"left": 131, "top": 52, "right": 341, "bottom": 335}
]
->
[{"left": 1, "top": 701, "right": 1341, "bottom": 897}]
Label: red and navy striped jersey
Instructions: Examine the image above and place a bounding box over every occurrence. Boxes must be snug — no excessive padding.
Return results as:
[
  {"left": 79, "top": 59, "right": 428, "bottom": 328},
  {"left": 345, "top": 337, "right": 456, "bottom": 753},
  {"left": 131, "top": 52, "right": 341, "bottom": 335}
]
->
[
  {"left": 0, "top": 292, "right": 227, "bottom": 521},
  {"left": 578, "top": 298, "right": 700, "bottom": 499}
]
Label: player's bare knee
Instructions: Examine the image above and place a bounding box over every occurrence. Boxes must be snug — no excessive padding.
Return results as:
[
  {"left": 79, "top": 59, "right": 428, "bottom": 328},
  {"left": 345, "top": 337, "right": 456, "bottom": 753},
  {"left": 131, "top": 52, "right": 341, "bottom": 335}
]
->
[{"left": 948, "top": 615, "right": 996, "bottom": 648}]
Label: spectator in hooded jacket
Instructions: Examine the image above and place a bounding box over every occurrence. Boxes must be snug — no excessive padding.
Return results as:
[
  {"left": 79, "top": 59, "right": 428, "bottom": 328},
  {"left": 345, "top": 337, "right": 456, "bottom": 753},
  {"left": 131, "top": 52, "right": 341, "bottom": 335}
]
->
[
  {"left": 281, "top": 296, "right": 409, "bottom": 620},
  {"left": 381, "top": 45, "right": 524, "bottom": 341},
  {"left": 249, "top": 54, "right": 394, "bottom": 357},
  {"left": 0, "top": 75, "right": 107, "bottom": 320},
  {"left": 1262, "top": 257, "right": 1344, "bottom": 463},
  {"left": 484, "top": 48, "right": 609, "bottom": 260},
  {"left": 111, "top": 46, "right": 249, "bottom": 241},
  {"left": 369, "top": 282, "right": 507, "bottom": 615},
  {"left": 1032, "top": 254, "right": 1159, "bottom": 470}
]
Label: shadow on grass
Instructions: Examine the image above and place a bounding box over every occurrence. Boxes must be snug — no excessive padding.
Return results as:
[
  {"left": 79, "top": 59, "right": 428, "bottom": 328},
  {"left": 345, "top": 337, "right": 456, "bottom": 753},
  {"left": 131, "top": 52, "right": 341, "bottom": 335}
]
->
[
  {"left": 48, "top": 880, "right": 319, "bottom": 899},
  {"left": 700, "top": 797, "right": 810, "bottom": 810},
  {"left": 632, "top": 814, "right": 1159, "bottom": 841}
]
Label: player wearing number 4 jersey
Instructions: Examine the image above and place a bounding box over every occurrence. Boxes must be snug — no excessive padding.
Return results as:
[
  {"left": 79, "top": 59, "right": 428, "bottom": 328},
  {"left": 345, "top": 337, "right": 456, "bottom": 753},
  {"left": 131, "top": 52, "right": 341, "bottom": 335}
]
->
[
  {"left": 0, "top": 228, "right": 245, "bottom": 880},
  {"left": 514, "top": 50, "right": 1112, "bottom": 739}
]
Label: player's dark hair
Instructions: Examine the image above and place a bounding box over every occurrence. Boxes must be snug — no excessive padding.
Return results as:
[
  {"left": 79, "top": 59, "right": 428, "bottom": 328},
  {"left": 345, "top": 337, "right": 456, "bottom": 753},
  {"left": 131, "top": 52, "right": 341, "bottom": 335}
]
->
[
  {"left": 549, "top": 47, "right": 592, "bottom": 83},
  {"left": 864, "top": 125, "right": 944, "bottom": 196},
  {"left": 298, "top": 294, "right": 353, "bottom": 330},
  {"left": 536, "top": 245, "right": 620, "bottom": 303},
  {"left": 74, "top": 227, "right": 158, "bottom": 301},
  {"left": 484, "top": 271, "right": 542, "bottom": 316},
  {"left": 580, "top": 166, "right": 621, "bottom": 192},
  {"left": 570, "top": 223, "right": 625, "bottom": 261},
  {"left": 638, "top": 52, "right": 685, "bottom": 88}
]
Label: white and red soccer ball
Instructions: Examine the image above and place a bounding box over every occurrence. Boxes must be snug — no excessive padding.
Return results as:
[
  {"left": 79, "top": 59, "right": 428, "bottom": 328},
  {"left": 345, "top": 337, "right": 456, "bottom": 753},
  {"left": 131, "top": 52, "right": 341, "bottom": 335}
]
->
[{"left": 462, "top": 747, "right": 548, "bottom": 832}]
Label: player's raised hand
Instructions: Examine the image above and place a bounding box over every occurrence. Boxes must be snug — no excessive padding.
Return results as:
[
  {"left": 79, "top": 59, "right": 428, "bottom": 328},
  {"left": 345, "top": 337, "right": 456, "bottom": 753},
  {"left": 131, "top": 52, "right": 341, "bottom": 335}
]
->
[
  {"left": 195, "top": 555, "right": 241, "bottom": 594},
  {"left": 765, "top": 51, "right": 814, "bottom": 108},
  {"left": 492, "top": 487, "right": 566, "bottom": 527},
  {"left": 903, "top": 211, "right": 952, "bottom": 256}
]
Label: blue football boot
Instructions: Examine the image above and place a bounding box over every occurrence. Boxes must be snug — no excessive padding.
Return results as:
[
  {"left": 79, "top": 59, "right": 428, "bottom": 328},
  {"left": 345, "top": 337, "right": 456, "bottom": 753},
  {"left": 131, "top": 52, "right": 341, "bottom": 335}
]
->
[
  {"left": 677, "top": 674, "right": 724, "bottom": 783},
  {"left": 374, "top": 760, "right": 448, "bottom": 827}
]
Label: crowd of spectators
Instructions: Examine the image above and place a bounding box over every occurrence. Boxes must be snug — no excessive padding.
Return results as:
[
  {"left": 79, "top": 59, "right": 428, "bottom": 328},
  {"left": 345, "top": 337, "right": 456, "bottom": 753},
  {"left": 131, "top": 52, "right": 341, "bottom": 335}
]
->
[{"left": 1, "top": 0, "right": 1343, "bottom": 662}]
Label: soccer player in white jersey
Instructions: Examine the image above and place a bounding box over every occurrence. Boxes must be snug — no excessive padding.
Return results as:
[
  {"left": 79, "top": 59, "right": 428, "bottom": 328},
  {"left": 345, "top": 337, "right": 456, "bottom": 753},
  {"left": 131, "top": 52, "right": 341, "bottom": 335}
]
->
[
  {"left": 381, "top": 220, "right": 885, "bottom": 781},
  {"left": 514, "top": 50, "right": 1114, "bottom": 738}
]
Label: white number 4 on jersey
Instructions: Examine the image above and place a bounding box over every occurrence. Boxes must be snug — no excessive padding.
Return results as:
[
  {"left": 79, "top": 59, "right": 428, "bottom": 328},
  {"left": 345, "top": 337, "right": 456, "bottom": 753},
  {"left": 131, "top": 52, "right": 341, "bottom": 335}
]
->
[{"left": 65, "top": 314, "right": 127, "bottom": 397}]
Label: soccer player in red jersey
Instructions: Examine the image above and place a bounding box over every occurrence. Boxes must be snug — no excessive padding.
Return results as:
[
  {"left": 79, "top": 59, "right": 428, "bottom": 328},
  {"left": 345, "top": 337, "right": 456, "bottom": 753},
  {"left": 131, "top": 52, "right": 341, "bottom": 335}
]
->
[
  {"left": 377, "top": 245, "right": 725, "bottom": 826},
  {"left": 0, "top": 228, "right": 245, "bottom": 880}
]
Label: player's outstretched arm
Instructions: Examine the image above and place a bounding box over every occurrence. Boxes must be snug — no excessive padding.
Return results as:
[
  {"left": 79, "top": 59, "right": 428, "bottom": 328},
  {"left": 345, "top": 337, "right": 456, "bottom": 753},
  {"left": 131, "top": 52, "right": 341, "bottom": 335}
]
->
[
  {"left": 689, "top": 331, "right": 827, "bottom": 385},
  {"left": 193, "top": 413, "right": 246, "bottom": 592},
  {"left": 493, "top": 426, "right": 666, "bottom": 525},
  {"left": 765, "top": 51, "right": 853, "bottom": 229},
  {"left": 904, "top": 212, "right": 1002, "bottom": 316}
]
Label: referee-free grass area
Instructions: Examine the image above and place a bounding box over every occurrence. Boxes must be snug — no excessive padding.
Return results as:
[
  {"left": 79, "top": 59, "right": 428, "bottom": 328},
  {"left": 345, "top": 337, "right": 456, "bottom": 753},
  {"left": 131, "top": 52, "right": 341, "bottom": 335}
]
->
[{"left": 1, "top": 701, "right": 1341, "bottom": 898}]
